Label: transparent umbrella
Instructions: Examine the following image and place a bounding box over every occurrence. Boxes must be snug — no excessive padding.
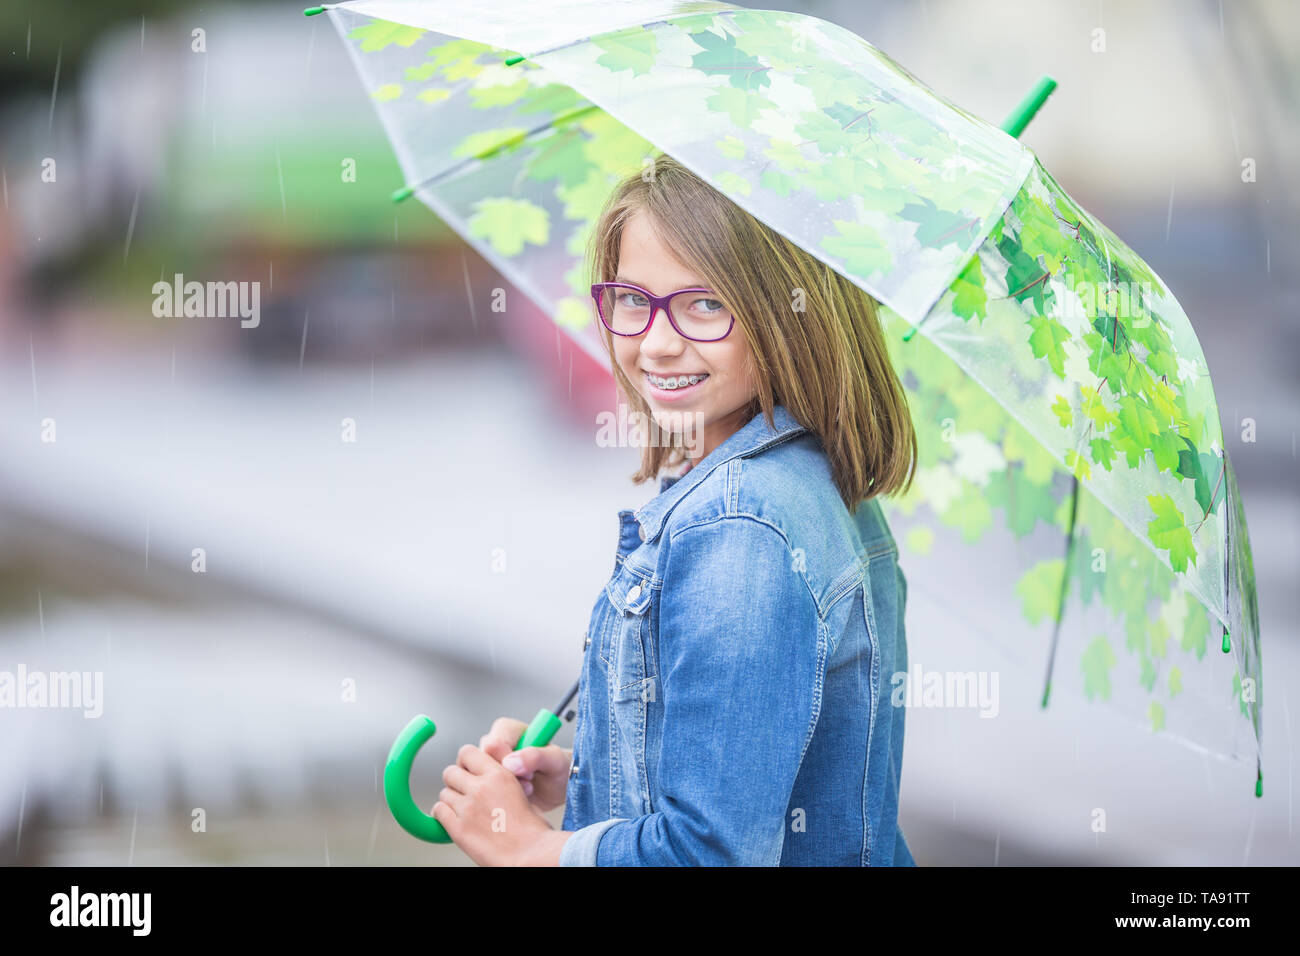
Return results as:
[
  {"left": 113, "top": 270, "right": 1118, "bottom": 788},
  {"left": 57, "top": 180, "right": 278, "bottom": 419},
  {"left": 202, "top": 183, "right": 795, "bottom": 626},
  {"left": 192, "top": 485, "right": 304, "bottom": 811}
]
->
[{"left": 306, "top": 0, "right": 1263, "bottom": 797}]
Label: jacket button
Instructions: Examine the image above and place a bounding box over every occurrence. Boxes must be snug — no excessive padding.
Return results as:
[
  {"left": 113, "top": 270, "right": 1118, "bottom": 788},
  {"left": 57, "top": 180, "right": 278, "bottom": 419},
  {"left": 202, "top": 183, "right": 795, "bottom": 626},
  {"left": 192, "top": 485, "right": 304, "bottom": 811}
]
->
[
  {"left": 626, "top": 584, "right": 642, "bottom": 603},
  {"left": 638, "top": 525, "right": 646, "bottom": 541},
  {"left": 570, "top": 763, "right": 580, "bottom": 777},
  {"left": 583, "top": 630, "right": 590, "bottom": 650}
]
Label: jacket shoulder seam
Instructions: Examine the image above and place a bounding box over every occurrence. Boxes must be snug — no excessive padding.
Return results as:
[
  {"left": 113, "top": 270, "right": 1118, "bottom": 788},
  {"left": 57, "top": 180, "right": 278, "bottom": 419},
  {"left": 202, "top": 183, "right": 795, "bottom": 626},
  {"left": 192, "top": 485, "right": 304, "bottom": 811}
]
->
[{"left": 665, "top": 511, "right": 822, "bottom": 620}]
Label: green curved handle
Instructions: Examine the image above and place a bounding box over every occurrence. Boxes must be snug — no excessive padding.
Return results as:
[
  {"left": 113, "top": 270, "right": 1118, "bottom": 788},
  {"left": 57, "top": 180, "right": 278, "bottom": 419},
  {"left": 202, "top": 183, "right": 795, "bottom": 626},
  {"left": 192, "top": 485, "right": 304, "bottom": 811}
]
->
[{"left": 383, "top": 708, "right": 564, "bottom": 844}]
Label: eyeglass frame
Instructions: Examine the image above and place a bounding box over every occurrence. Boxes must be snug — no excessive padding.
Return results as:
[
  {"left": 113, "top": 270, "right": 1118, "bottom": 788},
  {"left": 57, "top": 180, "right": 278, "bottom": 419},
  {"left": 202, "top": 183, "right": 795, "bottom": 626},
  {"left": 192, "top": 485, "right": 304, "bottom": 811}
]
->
[{"left": 590, "top": 281, "right": 736, "bottom": 342}]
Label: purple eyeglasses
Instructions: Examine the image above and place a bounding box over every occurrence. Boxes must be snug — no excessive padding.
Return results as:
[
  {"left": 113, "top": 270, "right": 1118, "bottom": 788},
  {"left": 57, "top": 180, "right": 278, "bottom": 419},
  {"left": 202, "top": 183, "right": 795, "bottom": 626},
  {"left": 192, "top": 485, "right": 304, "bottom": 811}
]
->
[{"left": 590, "top": 281, "right": 736, "bottom": 342}]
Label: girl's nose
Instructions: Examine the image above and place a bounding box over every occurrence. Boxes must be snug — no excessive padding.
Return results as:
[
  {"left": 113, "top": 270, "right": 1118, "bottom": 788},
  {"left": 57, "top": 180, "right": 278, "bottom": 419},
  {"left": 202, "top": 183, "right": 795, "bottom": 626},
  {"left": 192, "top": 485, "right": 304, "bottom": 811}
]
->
[{"left": 640, "top": 305, "right": 688, "bottom": 354}]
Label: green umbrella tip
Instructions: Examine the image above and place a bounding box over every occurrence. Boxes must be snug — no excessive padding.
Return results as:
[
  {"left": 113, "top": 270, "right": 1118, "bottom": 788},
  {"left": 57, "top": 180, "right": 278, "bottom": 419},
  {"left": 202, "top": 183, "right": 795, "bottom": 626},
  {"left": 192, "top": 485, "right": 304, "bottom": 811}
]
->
[
  {"left": 1256, "top": 768, "right": 1263, "bottom": 798},
  {"left": 303, "top": 5, "right": 330, "bottom": 16},
  {"left": 1221, "top": 626, "right": 1231, "bottom": 653},
  {"left": 391, "top": 185, "right": 416, "bottom": 204},
  {"left": 1000, "top": 75, "right": 1058, "bottom": 139},
  {"left": 504, "top": 55, "right": 526, "bottom": 66}
]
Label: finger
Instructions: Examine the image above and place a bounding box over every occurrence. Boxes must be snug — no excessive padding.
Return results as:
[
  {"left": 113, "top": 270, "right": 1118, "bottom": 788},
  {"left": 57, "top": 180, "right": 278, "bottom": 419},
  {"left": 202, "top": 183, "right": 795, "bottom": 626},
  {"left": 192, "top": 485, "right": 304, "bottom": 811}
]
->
[
  {"left": 482, "top": 717, "right": 528, "bottom": 760},
  {"left": 535, "top": 744, "right": 572, "bottom": 775},
  {"left": 457, "top": 743, "right": 503, "bottom": 776},
  {"left": 437, "top": 786, "right": 466, "bottom": 814},
  {"left": 521, "top": 780, "right": 534, "bottom": 797},
  {"left": 442, "top": 763, "right": 473, "bottom": 793},
  {"left": 479, "top": 733, "right": 513, "bottom": 761},
  {"left": 501, "top": 761, "right": 536, "bottom": 784},
  {"left": 501, "top": 749, "right": 536, "bottom": 779},
  {"left": 488, "top": 716, "right": 529, "bottom": 744},
  {"left": 432, "top": 800, "right": 458, "bottom": 835},
  {"left": 504, "top": 745, "right": 568, "bottom": 777}
]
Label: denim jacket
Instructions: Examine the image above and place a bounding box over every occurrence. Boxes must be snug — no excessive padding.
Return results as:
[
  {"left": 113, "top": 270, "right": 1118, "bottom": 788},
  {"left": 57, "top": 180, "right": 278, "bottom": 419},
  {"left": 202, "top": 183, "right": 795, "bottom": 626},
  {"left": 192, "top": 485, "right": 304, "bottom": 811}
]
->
[{"left": 559, "top": 403, "right": 915, "bottom": 866}]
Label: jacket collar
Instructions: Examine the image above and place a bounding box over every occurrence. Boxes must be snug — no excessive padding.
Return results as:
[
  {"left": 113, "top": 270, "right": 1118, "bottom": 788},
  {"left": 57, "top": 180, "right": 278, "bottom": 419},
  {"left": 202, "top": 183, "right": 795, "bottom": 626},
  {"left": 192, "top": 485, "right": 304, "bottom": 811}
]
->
[{"left": 637, "top": 403, "right": 809, "bottom": 543}]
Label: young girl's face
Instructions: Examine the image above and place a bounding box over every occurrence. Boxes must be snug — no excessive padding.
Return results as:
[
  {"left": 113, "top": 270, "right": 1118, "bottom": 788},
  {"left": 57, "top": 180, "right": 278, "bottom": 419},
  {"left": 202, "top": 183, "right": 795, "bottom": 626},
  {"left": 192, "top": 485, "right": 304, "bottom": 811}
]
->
[{"left": 611, "top": 209, "right": 759, "bottom": 461}]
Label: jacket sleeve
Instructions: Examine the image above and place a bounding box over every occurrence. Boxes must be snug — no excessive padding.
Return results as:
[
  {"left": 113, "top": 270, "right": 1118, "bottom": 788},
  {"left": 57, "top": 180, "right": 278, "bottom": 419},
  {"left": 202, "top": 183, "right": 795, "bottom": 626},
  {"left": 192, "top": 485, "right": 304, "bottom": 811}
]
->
[{"left": 575, "top": 513, "right": 823, "bottom": 866}]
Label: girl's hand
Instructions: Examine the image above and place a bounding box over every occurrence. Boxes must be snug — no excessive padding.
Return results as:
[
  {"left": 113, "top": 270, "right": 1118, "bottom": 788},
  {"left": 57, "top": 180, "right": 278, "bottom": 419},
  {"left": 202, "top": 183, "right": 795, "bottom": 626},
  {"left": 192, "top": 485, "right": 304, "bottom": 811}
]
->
[
  {"left": 433, "top": 744, "right": 557, "bottom": 866},
  {"left": 480, "top": 717, "right": 572, "bottom": 812}
]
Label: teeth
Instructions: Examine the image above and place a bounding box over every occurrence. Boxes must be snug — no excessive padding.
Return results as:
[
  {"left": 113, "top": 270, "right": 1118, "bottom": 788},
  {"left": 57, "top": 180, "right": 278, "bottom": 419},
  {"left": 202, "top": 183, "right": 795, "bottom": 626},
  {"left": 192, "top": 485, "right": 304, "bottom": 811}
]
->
[{"left": 647, "top": 372, "right": 707, "bottom": 390}]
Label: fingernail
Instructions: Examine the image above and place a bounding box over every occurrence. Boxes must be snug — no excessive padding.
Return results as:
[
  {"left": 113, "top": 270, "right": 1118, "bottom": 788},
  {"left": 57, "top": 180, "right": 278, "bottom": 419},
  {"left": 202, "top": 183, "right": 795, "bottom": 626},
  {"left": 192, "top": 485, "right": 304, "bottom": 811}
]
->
[
  {"left": 503, "top": 754, "right": 522, "bottom": 772},
  {"left": 522, "top": 781, "right": 533, "bottom": 795}
]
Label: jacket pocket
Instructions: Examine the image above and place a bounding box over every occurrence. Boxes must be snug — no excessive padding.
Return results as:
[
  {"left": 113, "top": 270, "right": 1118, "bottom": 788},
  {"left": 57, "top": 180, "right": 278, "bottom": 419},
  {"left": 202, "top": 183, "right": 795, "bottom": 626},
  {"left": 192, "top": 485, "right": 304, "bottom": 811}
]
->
[{"left": 600, "top": 563, "right": 654, "bottom": 675}]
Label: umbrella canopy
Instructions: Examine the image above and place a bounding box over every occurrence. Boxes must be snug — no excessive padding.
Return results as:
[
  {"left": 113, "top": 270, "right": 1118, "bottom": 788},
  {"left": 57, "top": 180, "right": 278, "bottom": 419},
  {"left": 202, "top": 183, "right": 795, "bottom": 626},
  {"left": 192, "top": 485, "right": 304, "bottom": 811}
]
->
[{"left": 308, "top": 0, "right": 1262, "bottom": 792}]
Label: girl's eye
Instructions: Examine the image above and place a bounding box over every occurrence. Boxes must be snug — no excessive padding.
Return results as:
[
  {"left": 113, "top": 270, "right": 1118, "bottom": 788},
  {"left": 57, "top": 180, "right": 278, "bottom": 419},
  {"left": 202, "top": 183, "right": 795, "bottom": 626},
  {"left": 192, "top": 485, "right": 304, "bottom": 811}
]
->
[
  {"left": 692, "top": 298, "right": 725, "bottom": 313},
  {"left": 618, "top": 292, "right": 648, "bottom": 308}
]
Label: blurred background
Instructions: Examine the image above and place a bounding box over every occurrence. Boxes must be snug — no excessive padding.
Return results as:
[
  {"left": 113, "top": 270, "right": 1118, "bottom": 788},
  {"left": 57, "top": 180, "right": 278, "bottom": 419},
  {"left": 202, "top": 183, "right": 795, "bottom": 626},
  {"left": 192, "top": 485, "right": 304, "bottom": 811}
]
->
[{"left": 1, "top": 0, "right": 1296, "bottom": 865}]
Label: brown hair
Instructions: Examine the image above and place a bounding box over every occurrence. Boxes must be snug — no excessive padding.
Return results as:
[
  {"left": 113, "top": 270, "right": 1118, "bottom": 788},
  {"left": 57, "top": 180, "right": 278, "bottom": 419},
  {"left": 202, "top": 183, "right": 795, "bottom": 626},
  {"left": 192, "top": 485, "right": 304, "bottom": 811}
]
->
[{"left": 587, "top": 152, "right": 916, "bottom": 512}]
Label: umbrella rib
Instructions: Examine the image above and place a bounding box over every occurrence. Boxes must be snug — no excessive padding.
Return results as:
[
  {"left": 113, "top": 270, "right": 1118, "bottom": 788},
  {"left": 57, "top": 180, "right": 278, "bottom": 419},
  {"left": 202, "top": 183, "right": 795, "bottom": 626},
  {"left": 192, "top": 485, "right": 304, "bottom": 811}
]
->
[
  {"left": 502, "top": 22, "right": 658, "bottom": 66},
  {"left": 1190, "top": 456, "right": 1226, "bottom": 537},
  {"left": 1221, "top": 464, "right": 1232, "bottom": 656},
  {"left": 391, "top": 104, "right": 601, "bottom": 201},
  {"left": 1040, "top": 473, "right": 1080, "bottom": 710},
  {"left": 501, "top": 10, "right": 749, "bottom": 66}
]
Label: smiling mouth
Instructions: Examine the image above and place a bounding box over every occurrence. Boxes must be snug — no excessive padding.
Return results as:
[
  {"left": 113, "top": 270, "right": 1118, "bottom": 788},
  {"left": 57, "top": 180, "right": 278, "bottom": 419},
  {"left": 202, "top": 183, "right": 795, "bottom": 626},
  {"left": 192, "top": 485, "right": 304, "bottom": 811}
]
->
[{"left": 643, "top": 371, "right": 709, "bottom": 392}]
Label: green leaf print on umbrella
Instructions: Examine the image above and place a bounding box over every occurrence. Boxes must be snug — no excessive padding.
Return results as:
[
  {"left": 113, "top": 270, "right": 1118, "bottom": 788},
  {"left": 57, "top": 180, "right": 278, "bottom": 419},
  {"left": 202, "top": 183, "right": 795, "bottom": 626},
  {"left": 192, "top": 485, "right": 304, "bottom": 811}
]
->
[
  {"left": 313, "top": 0, "right": 1262, "bottom": 795},
  {"left": 349, "top": 18, "right": 423, "bottom": 52},
  {"left": 467, "top": 197, "right": 549, "bottom": 256},
  {"left": 1147, "top": 494, "right": 1197, "bottom": 574},
  {"left": 1082, "top": 635, "right": 1117, "bottom": 701},
  {"left": 592, "top": 31, "right": 659, "bottom": 76}
]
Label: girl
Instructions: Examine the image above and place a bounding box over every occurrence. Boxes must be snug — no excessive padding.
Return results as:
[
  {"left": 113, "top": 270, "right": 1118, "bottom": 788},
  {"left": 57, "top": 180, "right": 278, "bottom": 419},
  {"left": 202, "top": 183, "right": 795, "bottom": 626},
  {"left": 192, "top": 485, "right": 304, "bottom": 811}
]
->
[{"left": 433, "top": 153, "right": 918, "bottom": 866}]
